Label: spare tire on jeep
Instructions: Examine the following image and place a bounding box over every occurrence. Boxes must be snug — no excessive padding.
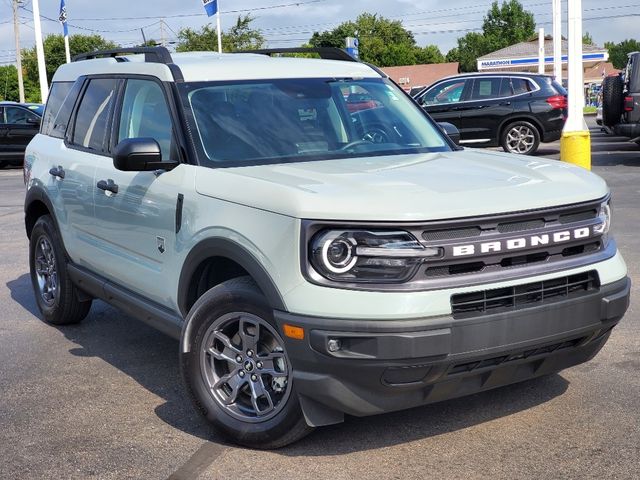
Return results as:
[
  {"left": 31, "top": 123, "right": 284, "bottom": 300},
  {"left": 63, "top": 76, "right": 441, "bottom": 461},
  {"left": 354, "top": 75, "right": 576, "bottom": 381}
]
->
[{"left": 602, "top": 75, "right": 624, "bottom": 127}]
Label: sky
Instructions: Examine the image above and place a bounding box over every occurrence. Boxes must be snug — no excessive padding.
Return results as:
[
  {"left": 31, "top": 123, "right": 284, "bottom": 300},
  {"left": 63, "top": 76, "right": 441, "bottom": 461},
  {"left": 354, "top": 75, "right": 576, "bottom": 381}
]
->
[{"left": 0, "top": 0, "right": 638, "bottom": 65}]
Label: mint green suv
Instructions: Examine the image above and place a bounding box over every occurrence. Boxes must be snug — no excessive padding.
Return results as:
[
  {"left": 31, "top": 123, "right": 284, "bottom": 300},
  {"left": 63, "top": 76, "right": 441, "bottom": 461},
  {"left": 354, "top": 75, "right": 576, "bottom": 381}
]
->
[{"left": 24, "top": 47, "right": 630, "bottom": 448}]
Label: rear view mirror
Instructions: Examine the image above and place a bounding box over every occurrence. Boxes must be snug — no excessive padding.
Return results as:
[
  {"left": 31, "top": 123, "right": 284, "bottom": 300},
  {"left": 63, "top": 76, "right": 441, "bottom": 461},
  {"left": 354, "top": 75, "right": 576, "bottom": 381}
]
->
[
  {"left": 438, "top": 122, "right": 461, "bottom": 146},
  {"left": 113, "top": 138, "right": 177, "bottom": 172}
]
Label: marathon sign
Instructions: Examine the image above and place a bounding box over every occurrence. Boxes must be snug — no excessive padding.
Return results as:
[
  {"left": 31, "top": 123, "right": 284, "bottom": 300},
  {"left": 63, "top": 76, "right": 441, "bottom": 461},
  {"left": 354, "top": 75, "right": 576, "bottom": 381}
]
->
[{"left": 478, "top": 53, "right": 608, "bottom": 70}]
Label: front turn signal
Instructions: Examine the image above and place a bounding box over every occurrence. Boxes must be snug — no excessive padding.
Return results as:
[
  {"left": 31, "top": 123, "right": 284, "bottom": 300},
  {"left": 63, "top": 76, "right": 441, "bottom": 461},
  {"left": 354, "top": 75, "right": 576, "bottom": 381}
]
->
[{"left": 283, "top": 324, "right": 305, "bottom": 340}]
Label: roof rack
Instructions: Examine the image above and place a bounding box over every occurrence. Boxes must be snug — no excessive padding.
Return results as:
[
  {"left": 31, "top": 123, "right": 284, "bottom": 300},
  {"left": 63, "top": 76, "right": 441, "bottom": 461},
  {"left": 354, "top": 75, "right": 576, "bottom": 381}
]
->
[
  {"left": 243, "top": 47, "right": 358, "bottom": 63},
  {"left": 71, "top": 46, "right": 184, "bottom": 82},
  {"left": 72, "top": 46, "right": 174, "bottom": 65}
]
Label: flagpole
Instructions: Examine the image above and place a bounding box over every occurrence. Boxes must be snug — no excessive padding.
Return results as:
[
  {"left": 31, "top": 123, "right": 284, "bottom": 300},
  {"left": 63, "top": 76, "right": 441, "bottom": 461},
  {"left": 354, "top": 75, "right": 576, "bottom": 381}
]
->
[
  {"left": 31, "top": 0, "right": 49, "bottom": 102},
  {"left": 64, "top": 35, "right": 71, "bottom": 64},
  {"left": 216, "top": 6, "right": 222, "bottom": 53}
]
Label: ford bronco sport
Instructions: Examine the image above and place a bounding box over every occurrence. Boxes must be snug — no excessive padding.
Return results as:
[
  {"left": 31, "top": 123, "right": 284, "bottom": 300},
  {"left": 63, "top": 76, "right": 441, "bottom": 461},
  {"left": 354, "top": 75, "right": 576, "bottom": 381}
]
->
[{"left": 24, "top": 47, "right": 630, "bottom": 449}]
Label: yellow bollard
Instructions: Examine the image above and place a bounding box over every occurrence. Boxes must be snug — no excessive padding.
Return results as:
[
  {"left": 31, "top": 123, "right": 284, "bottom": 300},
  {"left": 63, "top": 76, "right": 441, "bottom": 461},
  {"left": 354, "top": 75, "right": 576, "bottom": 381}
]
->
[{"left": 560, "top": 130, "right": 591, "bottom": 170}]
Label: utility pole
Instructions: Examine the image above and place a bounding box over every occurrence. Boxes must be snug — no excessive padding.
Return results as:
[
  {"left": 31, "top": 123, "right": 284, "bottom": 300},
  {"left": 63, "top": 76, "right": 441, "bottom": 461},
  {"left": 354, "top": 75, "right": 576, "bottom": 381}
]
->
[
  {"left": 13, "top": 0, "right": 25, "bottom": 103},
  {"left": 160, "top": 20, "right": 166, "bottom": 47},
  {"left": 31, "top": 0, "right": 48, "bottom": 103},
  {"left": 538, "top": 28, "right": 545, "bottom": 74},
  {"left": 552, "top": 0, "right": 562, "bottom": 82},
  {"left": 560, "top": 0, "right": 590, "bottom": 170}
]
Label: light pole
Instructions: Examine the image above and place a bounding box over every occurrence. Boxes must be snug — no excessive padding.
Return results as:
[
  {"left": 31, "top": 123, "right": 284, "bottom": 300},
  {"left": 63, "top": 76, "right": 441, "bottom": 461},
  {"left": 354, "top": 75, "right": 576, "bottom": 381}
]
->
[
  {"left": 552, "top": 0, "right": 562, "bottom": 82},
  {"left": 31, "top": 0, "right": 49, "bottom": 103},
  {"left": 560, "top": 0, "right": 590, "bottom": 170},
  {"left": 13, "top": 0, "right": 25, "bottom": 103}
]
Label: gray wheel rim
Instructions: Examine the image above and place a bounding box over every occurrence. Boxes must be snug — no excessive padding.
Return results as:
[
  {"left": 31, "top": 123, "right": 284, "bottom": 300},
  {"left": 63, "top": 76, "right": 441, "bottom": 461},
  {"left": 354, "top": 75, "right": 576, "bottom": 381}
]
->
[
  {"left": 34, "top": 235, "right": 58, "bottom": 307},
  {"left": 200, "top": 312, "right": 292, "bottom": 423},
  {"left": 506, "top": 125, "right": 535, "bottom": 154}
]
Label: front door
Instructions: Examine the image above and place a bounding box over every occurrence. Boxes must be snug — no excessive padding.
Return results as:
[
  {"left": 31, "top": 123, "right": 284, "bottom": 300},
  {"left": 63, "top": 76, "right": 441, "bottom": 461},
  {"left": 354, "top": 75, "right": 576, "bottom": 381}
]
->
[
  {"left": 90, "top": 77, "right": 184, "bottom": 307},
  {"left": 419, "top": 78, "right": 472, "bottom": 129},
  {"left": 3, "top": 105, "right": 40, "bottom": 161}
]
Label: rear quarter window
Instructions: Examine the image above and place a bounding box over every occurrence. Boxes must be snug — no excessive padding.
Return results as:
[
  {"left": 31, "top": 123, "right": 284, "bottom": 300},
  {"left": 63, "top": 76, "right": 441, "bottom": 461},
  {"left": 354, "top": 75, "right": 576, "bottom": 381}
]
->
[{"left": 44, "top": 80, "right": 84, "bottom": 139}]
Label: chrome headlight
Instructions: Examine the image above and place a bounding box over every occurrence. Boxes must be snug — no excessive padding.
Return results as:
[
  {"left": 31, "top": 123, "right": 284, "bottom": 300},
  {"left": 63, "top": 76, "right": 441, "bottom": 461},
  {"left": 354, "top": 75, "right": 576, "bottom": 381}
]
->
[
  {"left": 310, "top": 230, "right": 441, "bottom": 283},
  {"left": 594, "top": 201, "right": 611, "bottom": 246}
]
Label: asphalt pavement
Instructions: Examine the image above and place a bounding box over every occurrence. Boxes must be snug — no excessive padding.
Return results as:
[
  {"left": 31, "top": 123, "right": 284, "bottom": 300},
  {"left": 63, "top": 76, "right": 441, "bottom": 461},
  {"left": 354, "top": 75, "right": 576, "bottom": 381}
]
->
[{"left": 1, "top": 119, "right": 638, "bottom": 479}]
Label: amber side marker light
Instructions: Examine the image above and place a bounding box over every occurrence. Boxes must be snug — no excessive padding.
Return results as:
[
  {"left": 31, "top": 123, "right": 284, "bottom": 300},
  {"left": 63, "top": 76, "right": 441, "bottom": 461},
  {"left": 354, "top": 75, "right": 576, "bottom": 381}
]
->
[{"left": 283, "top": 324, "right": 305, "bottom": 340}]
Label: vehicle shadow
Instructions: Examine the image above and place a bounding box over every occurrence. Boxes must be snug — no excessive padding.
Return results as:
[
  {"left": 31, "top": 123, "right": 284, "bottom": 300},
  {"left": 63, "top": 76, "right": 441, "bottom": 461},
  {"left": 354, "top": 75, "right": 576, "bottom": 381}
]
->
[{"left": 7, "top": 272, "right": 570, "bottom": 454}]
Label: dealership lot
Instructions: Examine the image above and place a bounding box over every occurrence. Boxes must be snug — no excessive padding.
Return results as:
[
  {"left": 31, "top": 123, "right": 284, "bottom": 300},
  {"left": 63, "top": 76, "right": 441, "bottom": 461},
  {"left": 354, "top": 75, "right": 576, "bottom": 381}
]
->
[{"left": 1, "top": 121, "right": 638, "bottom": 479}]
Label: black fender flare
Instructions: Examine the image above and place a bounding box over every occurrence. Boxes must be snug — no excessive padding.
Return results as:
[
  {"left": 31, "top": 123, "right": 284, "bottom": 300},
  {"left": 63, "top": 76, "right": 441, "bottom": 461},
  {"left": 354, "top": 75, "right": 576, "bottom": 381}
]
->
[
  {"left": 24, "top": 185, "right": 59, "bottom": 239},
  {"left": 178, "top": 237, "right": 287, "bottom": 353}
]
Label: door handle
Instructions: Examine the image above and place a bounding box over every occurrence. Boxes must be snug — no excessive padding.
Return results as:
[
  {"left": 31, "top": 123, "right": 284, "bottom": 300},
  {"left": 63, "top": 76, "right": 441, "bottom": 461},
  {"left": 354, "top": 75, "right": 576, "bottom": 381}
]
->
[
  {"left": 49, "top": 166, "right": 65, "bottom": 179},
  {"left": 97, "top": 179, "right": 119, "bottom": 195}
]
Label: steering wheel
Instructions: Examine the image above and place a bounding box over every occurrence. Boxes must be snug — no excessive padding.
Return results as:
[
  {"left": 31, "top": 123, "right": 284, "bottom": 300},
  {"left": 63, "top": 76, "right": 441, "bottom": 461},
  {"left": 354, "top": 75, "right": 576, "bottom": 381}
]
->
[
  {"left": 362, "top": 127, "right": 390, "bottom": 144},
  {"left": 340, "top": 140, "right": 374, "bottom": 151}
]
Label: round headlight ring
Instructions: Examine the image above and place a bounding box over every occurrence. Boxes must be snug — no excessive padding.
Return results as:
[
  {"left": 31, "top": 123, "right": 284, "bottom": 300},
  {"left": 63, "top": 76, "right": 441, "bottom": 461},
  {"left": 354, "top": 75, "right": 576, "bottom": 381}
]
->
[{"left": 320, "top": 234, "right": 358, "bottom": 274}]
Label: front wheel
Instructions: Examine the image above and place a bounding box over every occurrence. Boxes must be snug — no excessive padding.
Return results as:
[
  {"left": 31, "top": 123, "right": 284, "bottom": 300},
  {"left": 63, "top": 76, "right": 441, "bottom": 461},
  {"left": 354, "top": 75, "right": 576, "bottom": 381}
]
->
[
  {"left": 180, "top": 277, "right": 312, "bottom": 449},
  {"left": 501, "top": 121, "right": 541, "bottom": 155}
]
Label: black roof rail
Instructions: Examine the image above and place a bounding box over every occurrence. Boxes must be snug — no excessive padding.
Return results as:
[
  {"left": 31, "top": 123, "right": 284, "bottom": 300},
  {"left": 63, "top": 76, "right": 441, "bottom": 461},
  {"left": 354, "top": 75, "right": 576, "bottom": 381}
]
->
[
  {"left": 71, "top": 46, "right": 184, "bottom": 82},
  {"left": 243, "top": 47, "right": 358, "bottom": 63},
  {"left": 72, "top": 46, "right": 174, "bottom": 65}
]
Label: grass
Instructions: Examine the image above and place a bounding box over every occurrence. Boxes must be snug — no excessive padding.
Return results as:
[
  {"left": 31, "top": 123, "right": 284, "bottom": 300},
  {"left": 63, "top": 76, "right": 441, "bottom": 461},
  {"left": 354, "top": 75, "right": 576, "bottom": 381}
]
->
[{"left": 583, "top": 106, "right": 598, "bottom": 114}]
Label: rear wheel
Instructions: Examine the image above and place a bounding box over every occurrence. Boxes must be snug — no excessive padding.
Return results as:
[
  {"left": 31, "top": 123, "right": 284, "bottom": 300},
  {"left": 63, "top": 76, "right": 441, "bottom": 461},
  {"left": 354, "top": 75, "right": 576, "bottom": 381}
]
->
[
  {"left": 602, "top": 75, "right": 624, "bottom": 127},
  {"left": 181, "top": 277, "right": 312, "bottom": 449},
  {"left": 29, "top": 215, "right": 92, "bottom": 325},
  {"left": 501, "top": 121, "right": 540, "bottom": 155}
]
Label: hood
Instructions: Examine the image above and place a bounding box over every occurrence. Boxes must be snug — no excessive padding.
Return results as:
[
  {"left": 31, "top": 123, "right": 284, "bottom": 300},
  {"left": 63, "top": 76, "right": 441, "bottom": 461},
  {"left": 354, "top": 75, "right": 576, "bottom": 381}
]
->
[{"left": 194, "top": 149, "right": 609, "bottom": 221}]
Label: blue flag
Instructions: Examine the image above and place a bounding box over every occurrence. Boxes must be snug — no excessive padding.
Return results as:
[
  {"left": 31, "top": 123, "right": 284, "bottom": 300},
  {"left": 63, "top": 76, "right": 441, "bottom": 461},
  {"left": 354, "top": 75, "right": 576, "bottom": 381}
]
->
[
  {"left": 59, "top": 0, "right": 69, "bottom": 36},
  {"left": 203, "top": 0, "right": 218, "bottom": 17}
]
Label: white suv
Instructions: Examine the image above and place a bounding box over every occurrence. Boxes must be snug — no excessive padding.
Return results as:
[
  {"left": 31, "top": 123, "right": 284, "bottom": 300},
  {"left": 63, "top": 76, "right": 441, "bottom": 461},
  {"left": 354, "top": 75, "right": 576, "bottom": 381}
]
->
[{"left": 24, "top": 47, "right": 630, "bottom": 448}]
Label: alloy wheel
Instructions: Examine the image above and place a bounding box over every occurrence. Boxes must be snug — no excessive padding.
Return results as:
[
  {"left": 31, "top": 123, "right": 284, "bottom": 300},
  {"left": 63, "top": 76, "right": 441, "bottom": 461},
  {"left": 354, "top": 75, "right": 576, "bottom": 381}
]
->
[
  {"left": 200, "top": 312, "right": 292, "bottom": 423},
  {"left": 505, "top": 125, "right": 536, "bottom": 154}
]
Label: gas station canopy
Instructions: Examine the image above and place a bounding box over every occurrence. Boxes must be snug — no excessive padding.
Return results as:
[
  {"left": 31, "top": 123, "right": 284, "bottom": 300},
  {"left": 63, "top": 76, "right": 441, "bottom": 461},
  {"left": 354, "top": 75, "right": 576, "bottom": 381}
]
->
[{"left": 477, "top": 36, "right": 608, "bottom": 75}]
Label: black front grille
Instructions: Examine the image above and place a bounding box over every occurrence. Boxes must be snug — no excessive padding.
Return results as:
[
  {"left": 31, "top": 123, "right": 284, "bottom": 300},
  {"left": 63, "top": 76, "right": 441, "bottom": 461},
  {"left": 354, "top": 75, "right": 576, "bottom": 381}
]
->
[
  {"left": 450, "top": 271, "right": 599, "bottom": 318},
  {"left": 448, "top": 336, "right": 588, "bottom": 375}
]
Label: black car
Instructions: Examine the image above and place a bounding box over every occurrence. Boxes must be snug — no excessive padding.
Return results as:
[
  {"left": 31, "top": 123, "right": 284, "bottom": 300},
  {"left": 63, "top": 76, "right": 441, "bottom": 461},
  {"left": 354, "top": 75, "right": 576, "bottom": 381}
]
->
[
  {"left": 414, "top": 73, "right": 567, "bottom": 155},
  {"left": 0, "top": 102, "right": 43, "bottom": 169}
]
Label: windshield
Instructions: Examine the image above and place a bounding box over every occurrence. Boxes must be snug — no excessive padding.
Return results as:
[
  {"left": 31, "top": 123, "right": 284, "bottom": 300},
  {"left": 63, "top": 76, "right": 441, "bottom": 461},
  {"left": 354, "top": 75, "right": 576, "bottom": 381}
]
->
[{"left": 181, "top": 78, "right": 450, "bottom": 167}]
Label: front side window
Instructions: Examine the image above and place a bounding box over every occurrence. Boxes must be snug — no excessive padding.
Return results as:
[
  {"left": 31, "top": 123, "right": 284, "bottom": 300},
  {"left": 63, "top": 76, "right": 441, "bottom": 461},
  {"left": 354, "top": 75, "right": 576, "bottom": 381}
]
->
[
  {"left": 72, "top": 78, "right": 118, "bottom": 152},
  {"left": 118, "top": 79, "right": 175, "bottom": 161},
  {"left": 421, "top": 79, "right": 468, "bottom": 105},
  {"left": 4, "top": 106, "right": 40, "bottom": 125},
  {"left": 182, "top": 77, "right": 450, "bottom": 167}
]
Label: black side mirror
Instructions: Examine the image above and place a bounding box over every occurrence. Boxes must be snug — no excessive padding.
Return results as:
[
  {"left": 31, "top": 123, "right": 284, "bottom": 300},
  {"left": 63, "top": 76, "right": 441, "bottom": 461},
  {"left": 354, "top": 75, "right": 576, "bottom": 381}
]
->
[
  {"left": 438, "top": 122, "right": 461, "bottom": 146},
  {"left": 26, "top": 117, "right": 41, "bottom": 126},
  {"left": 113, "top": 138, "right": 177, "bottom": 172}
]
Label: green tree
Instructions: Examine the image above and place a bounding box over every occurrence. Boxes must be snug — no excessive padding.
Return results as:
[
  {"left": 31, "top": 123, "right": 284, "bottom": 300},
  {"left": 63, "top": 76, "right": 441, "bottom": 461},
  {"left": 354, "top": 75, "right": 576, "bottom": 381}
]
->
[
  {"left": 583, "top": 32, "right": 594, "bottom": 45},
  {"left": 309, "top": 13, "right": 442, "bottom": 67},
  {"left": 22, "top": 34, "right": 117, "bottom": 99},
  {"left": 0, "top": 65, "right": 43, "bottom": 103},
  {"left": 452, "top": 0, "right": 535, "bottom": 72},
  {"left": 176, "top": 15, "right": 265, "bottom": 53},
  {"left": 415, "top": 45, "right": 445, "bottom": 64},
  {"left": 605, "top": 39, "right": 640, "bottom": 69}
]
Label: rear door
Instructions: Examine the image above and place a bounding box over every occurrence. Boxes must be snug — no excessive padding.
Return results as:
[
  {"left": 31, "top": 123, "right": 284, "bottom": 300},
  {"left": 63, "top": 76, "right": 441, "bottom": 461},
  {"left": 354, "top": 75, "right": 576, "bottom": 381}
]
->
[
  {"left": 454, "top": 76, "right": 514, "bottom": 145},
  {"left": 418, "top": 78, "right": 472, "bottom": 127}
]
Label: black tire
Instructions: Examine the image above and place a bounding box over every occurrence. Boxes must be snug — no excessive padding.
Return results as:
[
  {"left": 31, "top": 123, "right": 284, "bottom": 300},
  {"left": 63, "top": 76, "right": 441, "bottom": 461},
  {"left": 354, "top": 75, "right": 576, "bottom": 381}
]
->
[
  {"left": 602, "top": 75, "right": 624, "bottom": 127},
  {"left": 501, "top": 120, "right": 541, "bottom": 155},
  {"left": 180, "top": 277, "right": 312, "bottom": 449},
  {"left": 29, "top": 215, "right": 92, "bottom": 325}
]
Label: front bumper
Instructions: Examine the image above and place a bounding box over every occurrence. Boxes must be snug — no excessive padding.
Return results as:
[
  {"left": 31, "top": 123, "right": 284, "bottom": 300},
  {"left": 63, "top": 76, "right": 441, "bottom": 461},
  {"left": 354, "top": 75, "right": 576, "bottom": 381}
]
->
[{"left": 274, "top": 277, "right": 630, "bottom": 426}]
